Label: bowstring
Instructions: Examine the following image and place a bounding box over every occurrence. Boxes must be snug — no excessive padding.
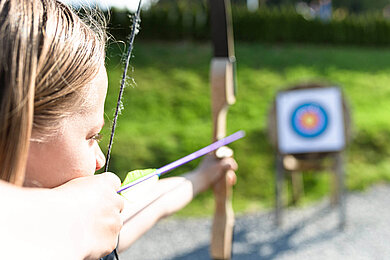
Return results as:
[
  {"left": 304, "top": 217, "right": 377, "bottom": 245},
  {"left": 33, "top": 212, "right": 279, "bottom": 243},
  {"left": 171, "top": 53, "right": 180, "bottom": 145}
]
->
[
  {"left": 103, "top": 1, "right": 142, "bottom": 259},
  {"left": 104, "top": 0, "right": 142, "bottom": 173}
]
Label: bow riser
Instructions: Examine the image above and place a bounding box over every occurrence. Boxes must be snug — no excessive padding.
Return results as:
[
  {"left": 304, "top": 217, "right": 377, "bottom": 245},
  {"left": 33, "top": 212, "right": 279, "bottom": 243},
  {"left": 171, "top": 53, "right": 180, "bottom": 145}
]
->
[{"left": 210, "top": 59, "right": 236, "bottom": 259}]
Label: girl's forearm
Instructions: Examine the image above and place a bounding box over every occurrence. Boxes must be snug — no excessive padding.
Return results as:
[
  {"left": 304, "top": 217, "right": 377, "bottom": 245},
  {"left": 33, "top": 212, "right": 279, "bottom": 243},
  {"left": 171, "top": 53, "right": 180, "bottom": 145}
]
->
[
  {"left": 0, "top": 181, "right": 80, "bottom": 259},
  {"left": 117, "top": 156, "right": 237, "bottom": 252},
  {"left": 118, "top": 171, "right": 207, "bottom": 251}
]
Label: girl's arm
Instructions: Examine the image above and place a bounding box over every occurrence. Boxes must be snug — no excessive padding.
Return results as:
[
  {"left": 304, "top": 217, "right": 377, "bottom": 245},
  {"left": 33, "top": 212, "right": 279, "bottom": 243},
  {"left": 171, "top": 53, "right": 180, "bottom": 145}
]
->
[
  {"left": 0, "top": 173, "right": 124, "bottom": 260},
  {"left": 117, "top": 155, "right": 237, "bottom": 251}
]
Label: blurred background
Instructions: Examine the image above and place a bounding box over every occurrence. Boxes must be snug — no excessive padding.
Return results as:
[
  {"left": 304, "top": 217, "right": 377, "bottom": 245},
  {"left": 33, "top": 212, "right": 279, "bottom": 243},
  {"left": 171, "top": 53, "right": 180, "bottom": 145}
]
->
[{"left": 60, "top": 0, "right": 390, "bottom": 217}]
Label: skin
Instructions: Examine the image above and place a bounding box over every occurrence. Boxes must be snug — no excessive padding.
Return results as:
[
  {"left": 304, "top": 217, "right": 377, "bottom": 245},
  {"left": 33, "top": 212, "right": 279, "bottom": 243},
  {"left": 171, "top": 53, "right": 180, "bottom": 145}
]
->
[
  {"left": 21, "top": 62, "right": 238, "bottom": 255},
  {"left": 0, "top": 173, "right": 123, "bottom": 260},
  {"left": 25, "top": 65, "right": 108, "bottom": 188},
  {"left": 117, "top": 155, "right": 237, "bottom": 251},
  {"left": 6, "top": 64, "right": 125, "bottom": 259}
]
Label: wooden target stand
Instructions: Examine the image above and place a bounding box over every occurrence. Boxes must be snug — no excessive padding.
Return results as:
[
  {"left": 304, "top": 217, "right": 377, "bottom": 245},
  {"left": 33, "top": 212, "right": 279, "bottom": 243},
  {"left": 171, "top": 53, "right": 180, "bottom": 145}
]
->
[{"left": 268, "top": 83, "right": 351, "bottom": 230}]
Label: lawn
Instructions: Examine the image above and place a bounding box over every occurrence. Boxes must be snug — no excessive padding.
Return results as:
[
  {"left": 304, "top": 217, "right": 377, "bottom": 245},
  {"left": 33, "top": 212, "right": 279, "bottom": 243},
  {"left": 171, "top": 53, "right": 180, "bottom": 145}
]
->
[{"left": 100, "top": 41, "right": 390, "bottom": 216}]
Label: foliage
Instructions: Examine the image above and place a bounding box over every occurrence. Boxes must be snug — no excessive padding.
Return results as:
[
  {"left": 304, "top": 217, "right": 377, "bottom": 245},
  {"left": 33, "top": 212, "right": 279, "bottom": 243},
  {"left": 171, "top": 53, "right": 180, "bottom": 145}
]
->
[
  {"left": 101, "top": 41, "right": 390, "bottom": 216},
  {"left": 262, "top": 0, "right": 390, "bottom": 13},
  {"left": 233, "top": 7, "right": 390, "bottom": 46},
  {"left": 331, "top": 0, "right": 390, "bottom": 13},
  {"left": 105, "top": 4, "right": 390, "bottom": 46}
]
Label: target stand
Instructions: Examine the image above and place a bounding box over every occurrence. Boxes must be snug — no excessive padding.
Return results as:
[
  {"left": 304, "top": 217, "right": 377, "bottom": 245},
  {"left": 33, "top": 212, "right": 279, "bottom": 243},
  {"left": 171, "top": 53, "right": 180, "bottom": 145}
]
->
[{"left": 268, "top": 83, "right": 351, "bottom": 230}]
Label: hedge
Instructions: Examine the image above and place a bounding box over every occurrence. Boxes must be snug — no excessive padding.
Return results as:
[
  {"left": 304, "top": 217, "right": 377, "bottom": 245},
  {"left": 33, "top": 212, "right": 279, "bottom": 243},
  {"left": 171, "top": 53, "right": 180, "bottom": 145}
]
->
[{"left": 105, "top": 4, "right": 390, "bottom": 46}]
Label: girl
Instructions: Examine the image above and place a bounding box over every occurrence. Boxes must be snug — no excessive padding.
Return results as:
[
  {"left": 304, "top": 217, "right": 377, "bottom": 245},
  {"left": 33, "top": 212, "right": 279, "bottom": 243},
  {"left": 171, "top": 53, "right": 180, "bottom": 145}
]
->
[
  {"left": 0, "top": 0, "right": 237, "bottom": 259},
  {"left": 0, "top": 0, "right": 124, "bottom": 258}
]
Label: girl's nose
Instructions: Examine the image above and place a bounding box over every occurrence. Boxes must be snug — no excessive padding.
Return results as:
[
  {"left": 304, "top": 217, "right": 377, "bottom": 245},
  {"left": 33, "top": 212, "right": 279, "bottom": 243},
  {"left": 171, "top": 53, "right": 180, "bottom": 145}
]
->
[{"left": 95, "top": 144, "right": 106, "bottom": 171}]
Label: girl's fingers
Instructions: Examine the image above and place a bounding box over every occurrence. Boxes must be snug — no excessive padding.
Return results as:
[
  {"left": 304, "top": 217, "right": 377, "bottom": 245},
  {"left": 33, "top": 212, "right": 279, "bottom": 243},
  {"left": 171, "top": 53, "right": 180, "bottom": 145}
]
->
[
  {"left": 97, "top": 172, "right": 125, "bottom": 213},
  {"left": 221, "top": 157, "right": 238, "bottom": 172},
  {"left": 227, "top": 170, "right": 237, "bottom": 186},
  {"left": 100, "top": 172, "right": 122, "bottom": 191},
  {"left": 116, "top": 193, "right": 125, "bottom": 213}
]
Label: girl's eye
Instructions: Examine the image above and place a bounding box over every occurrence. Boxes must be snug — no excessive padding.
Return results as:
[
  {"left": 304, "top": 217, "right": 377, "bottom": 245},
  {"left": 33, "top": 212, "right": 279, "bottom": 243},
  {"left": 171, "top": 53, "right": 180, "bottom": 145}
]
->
[{"left": 91, "top": 133, "right": 103, "bottom": 142}]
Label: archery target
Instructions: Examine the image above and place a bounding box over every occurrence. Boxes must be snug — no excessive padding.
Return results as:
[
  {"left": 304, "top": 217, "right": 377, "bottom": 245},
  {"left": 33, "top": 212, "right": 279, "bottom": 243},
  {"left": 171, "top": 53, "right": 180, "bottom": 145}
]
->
[{"left": 276, "top": 87, "right": 345, "bottom": 154}]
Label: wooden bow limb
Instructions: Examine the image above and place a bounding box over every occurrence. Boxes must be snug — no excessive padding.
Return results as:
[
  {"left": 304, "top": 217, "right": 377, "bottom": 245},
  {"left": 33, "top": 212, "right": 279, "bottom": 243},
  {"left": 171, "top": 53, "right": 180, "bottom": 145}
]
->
[
  {"left": 210, "top": 57, "right": 236, "bottom": 260},
  {"left": 209, "top": 0, "right": 236, "bottom": 258}
]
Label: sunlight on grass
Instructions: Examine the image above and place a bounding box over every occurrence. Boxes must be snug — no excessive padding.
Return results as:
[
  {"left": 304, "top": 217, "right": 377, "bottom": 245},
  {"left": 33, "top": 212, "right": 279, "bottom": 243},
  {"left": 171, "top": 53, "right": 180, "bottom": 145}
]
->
[{"left": 103, "top": 42, "right": 390, "bottom": 216}]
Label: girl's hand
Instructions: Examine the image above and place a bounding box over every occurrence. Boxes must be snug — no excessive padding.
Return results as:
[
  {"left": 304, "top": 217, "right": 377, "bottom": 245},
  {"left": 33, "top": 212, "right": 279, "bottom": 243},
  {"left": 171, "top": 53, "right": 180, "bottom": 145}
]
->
[
  {"left": 53, "top": 172, "right": 124, "bottom": 259},
  {"left": 189, "top": 147, "right": 238, "bottom": 195},
  {"left": 0, "top": 173, "right": 124, "bottom": 260}
]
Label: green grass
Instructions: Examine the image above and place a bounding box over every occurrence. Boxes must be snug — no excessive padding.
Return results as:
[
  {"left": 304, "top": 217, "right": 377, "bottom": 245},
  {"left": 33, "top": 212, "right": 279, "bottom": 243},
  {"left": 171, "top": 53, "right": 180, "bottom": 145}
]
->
[{"left": 100, "top": 41, "right": 390, "bottom": 216}]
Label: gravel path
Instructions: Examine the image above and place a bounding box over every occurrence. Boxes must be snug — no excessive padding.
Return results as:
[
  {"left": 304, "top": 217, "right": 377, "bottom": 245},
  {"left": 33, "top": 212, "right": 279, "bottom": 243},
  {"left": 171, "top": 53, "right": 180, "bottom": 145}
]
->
[{"left": 120, "top": 184, "right": 390, "bottom": 260}]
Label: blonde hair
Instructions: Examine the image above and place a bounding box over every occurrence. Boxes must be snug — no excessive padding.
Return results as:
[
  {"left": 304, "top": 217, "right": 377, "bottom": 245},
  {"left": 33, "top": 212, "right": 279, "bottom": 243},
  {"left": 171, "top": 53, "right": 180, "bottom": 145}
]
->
[{"left": 0, "top": 0, "right": 106, "bottom": 185}]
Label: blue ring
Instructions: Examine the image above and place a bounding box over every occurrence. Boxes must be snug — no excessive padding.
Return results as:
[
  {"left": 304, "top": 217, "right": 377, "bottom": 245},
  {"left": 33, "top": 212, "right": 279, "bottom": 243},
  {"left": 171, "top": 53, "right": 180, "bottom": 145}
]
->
[{"left": 291, "top": 103, "right": 328, "bottom": 138}]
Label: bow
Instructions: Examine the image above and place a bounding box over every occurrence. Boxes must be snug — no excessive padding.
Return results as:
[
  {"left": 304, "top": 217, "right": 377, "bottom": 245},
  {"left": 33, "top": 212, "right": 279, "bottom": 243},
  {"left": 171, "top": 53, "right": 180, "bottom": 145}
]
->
[
  {"left": 103, "top": 1, "right": 142, "bottom": 259},
  {"left": 104, "top": 0, "right": 141, "bottom": 172},
  {"left": 209, "top": 0, "right": 237, "bottom": 259}
]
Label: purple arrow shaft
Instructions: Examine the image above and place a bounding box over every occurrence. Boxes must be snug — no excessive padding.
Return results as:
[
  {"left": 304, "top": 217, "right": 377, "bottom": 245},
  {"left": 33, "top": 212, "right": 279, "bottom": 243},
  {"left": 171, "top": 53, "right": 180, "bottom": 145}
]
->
[
  {"left": 118, "top": 130, "right": 245, "bottom": 193},
  {"left": 156, "top": 130, "right": 245, "bottom": 176}
]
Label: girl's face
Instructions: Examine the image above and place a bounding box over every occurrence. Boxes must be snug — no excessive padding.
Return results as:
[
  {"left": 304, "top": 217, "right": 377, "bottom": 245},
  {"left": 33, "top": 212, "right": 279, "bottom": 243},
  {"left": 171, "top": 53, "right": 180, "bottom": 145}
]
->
[{"left": 24, "top": 65, "right": 108, "bottom": 188}]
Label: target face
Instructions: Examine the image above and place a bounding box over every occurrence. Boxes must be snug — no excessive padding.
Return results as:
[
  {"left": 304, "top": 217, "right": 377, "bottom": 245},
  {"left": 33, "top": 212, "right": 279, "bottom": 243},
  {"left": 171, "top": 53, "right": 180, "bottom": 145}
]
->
[
  {"left": 276, "top": 87, "right": 345, "bottom": 154},
  {"left": 291, "top": 103, "right": 328, "bottom": 138}
]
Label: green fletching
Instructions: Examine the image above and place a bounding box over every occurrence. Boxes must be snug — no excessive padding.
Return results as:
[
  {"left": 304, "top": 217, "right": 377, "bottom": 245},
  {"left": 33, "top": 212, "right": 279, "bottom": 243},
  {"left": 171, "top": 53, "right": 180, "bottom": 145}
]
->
[{"left": 122, "top": 168, "right": 157, "bottom": 187}]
